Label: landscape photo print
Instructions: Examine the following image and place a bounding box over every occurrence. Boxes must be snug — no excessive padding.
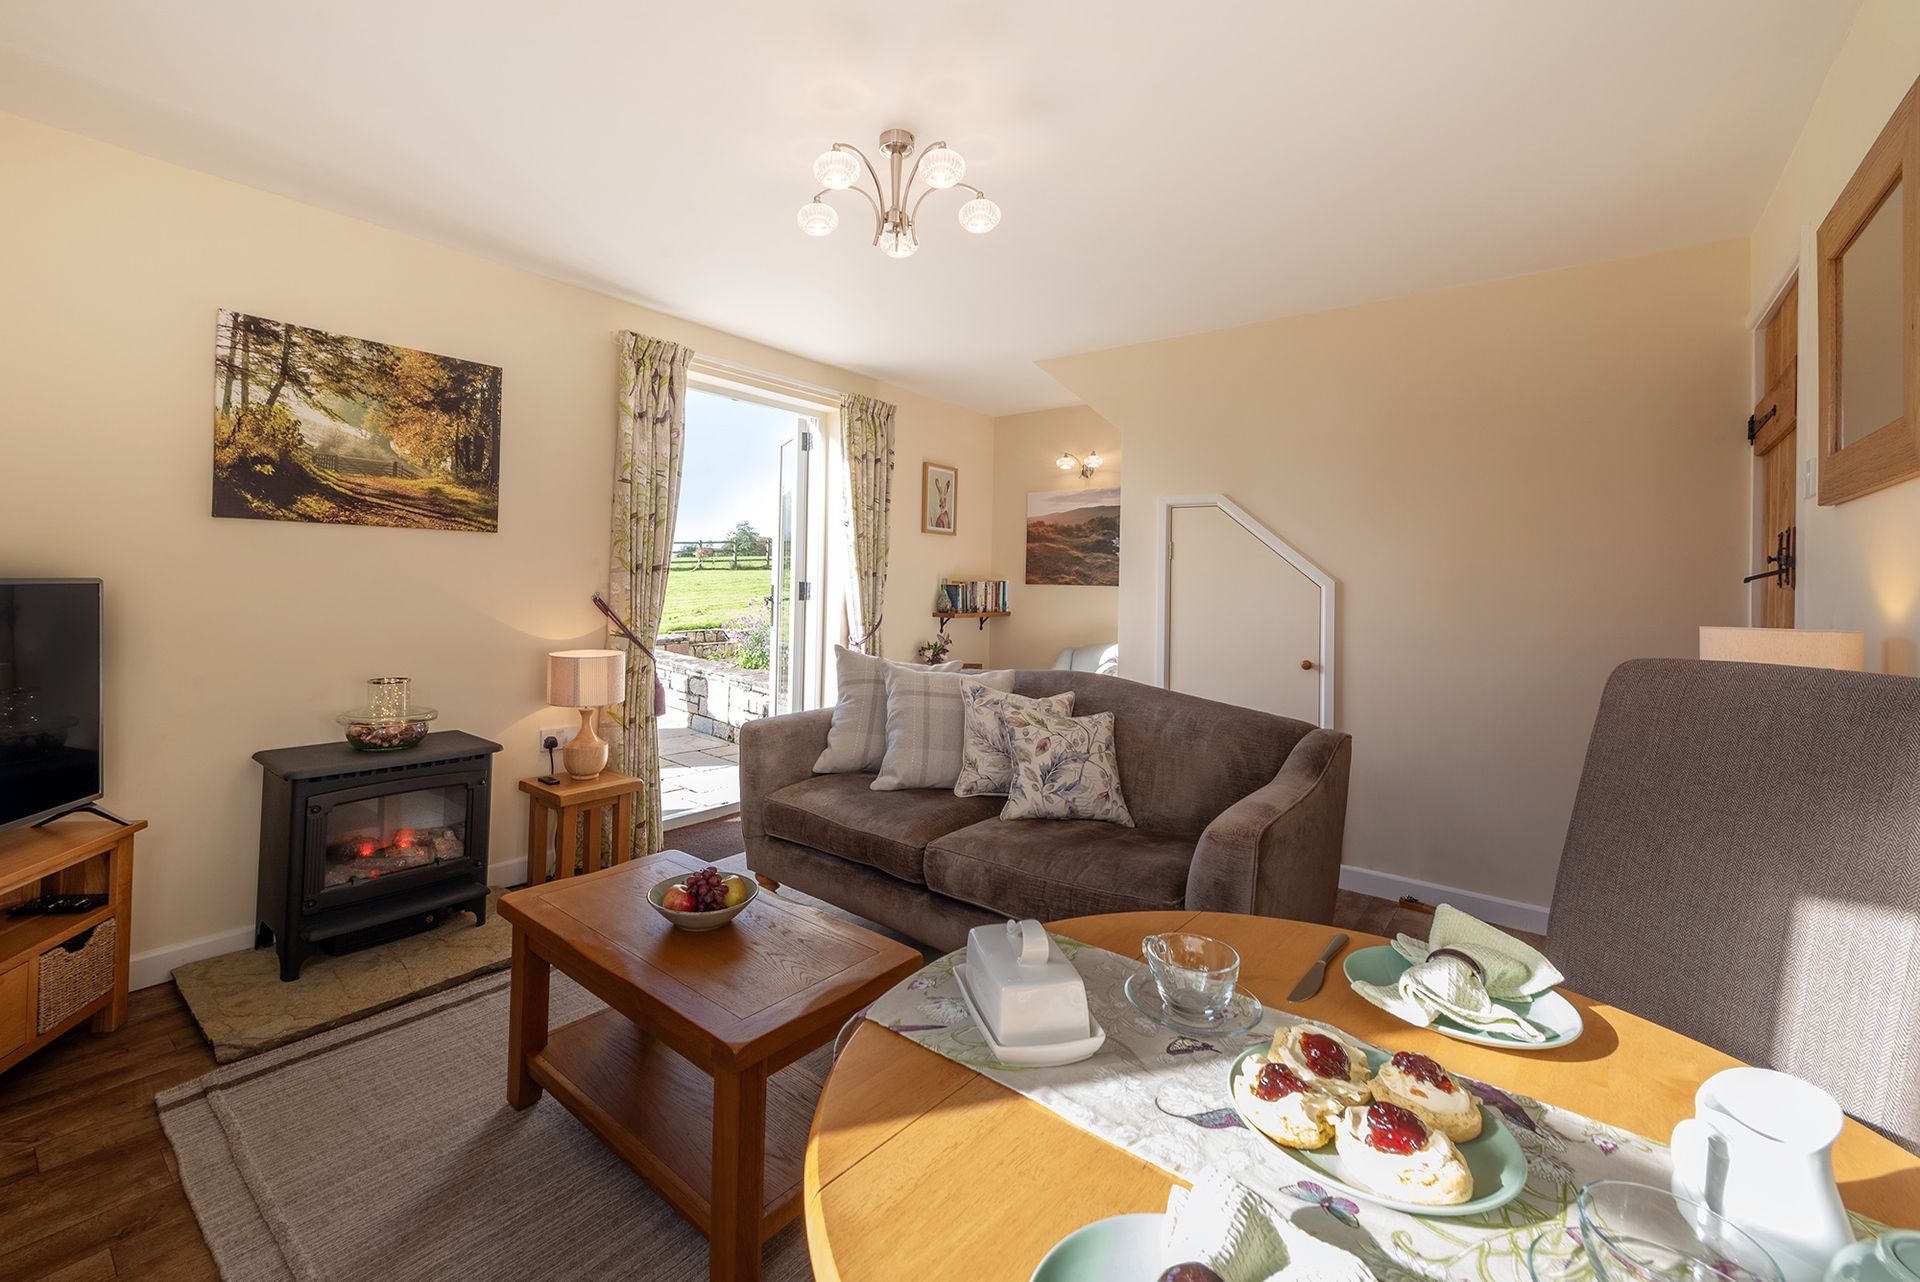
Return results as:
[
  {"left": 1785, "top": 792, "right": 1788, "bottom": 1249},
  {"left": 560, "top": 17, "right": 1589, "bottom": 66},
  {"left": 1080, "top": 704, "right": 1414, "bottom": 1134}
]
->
[
  {"left": 213, "top": 310, "right": 502, "bottom": 531},
  {"left": 1025, "top": 487, "right": 1120, "bottom": 586}
]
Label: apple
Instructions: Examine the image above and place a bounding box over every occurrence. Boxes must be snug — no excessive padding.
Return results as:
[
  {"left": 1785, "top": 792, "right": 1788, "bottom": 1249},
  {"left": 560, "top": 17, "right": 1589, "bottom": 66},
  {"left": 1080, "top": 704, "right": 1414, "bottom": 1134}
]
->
[
  {"left": 662, "top": 885, "right": 697, "bottom": 913},
  {"left": 722, "top": 875, "right": 751, "bottom": 908}
]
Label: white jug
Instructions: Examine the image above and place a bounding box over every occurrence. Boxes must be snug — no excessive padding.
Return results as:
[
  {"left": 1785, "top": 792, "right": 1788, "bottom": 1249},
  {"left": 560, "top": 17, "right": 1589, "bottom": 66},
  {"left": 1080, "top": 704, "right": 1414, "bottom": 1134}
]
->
[{"left": 1671, "top": 1068, "right": 1854, "bottom": 1282}]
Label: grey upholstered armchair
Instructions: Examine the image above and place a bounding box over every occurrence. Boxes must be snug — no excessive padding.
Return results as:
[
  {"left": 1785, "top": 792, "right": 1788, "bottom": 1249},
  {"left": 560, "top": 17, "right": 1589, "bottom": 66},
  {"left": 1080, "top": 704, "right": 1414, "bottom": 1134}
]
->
[{"left": 1548, "top": 658, "right": 1920, "bottom": 1153}]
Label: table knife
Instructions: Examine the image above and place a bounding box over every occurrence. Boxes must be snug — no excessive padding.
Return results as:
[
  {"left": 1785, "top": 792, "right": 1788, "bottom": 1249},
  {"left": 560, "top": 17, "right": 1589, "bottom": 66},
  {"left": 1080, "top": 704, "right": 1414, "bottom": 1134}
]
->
[{"left": 1287, "top": 933, "right": 1349, "bottom": 1002}]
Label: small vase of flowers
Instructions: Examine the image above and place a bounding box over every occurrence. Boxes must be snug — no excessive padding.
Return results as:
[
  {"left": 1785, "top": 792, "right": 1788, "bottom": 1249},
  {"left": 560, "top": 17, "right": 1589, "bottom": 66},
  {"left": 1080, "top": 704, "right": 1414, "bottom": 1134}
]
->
[{"left": 917, "top": 631, "right": 953, "bottom": 665}]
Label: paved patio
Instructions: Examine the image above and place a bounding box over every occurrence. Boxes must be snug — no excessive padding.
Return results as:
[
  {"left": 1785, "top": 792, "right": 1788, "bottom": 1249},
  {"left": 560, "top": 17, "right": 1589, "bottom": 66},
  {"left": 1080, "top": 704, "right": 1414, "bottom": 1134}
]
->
[{"left": 660, "top": 706, "right": 739, "bottom": 821}]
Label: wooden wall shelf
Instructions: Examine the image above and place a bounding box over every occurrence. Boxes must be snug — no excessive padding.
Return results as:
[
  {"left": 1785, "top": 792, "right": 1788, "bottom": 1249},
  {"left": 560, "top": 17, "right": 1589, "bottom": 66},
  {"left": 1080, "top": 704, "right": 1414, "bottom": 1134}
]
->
[
  {"left": 933, "top": 610, "right": 1011, "bottom": 631},
  {"left": 0, "top": 817, "right": 142, "bottom": 1074}
]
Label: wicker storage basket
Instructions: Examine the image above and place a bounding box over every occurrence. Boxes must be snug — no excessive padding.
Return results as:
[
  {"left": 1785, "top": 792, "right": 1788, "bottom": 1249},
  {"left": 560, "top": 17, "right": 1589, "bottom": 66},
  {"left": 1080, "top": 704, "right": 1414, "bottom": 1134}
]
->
[{"left": 37, "top": 918, "right": 115, "bottom": 1034}]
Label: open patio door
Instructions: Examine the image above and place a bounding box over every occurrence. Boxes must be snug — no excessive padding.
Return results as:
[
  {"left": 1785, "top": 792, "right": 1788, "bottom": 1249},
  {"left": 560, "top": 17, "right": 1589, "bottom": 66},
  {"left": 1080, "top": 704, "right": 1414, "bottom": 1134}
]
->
[{"left": 767, "top": 419, "right": 814, "bottom": 714}]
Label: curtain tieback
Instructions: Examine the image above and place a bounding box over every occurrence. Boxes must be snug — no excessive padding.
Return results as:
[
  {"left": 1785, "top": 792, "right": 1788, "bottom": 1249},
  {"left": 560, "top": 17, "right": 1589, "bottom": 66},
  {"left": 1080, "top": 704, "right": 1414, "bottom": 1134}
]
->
[
  {"left": 591, "top": 593, "right": 669, "bottom": 717},
  {"left": 850, "top": 615, "right": 883, "bottom": 654}
]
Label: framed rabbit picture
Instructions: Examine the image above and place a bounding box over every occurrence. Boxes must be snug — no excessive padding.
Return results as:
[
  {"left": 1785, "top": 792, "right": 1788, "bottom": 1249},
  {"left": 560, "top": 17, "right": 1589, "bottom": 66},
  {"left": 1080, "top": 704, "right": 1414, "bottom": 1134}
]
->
[{"left": 922, "top": 461, "right": 958, "bottom": 535}]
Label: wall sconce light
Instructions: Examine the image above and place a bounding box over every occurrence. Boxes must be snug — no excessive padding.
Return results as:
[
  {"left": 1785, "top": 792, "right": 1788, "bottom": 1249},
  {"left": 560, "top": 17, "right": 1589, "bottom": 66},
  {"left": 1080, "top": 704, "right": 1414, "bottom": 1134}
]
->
[{"left": 1055, "top": 450, "right": 1104, "bottom": 479}]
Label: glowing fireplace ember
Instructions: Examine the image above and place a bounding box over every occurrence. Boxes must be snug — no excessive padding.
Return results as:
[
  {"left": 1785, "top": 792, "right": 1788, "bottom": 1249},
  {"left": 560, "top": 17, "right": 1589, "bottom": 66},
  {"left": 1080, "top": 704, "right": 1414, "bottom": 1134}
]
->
[{"left": 324, "top": 825, "right": 463, "bottom": 886}]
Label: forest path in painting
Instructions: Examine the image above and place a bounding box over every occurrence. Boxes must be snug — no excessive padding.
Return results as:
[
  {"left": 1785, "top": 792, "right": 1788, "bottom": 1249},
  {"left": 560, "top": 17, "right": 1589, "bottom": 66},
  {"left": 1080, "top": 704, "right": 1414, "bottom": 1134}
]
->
[
  {"left": 212, "top": 449, "right": 497, "bottom": 531},
  {"left": 213, "top": 311, "right": 501, "bottom": 532}
]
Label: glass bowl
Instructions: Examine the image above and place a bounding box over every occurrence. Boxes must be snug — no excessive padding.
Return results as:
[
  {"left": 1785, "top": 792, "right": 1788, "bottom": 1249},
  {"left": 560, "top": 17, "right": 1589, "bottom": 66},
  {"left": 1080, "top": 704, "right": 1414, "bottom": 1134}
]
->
[
  {"left": 338, "top": 676, "right": 437, "bottom": 751},
  {"left": 1576, "top": 1181, "right": 1783, "bottom": 1282}
]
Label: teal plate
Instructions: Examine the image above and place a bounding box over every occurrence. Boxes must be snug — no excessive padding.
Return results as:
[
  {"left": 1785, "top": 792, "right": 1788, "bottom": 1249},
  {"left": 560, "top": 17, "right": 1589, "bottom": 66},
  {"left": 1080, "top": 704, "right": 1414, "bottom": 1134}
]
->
[
  {"left": 1029, "top": 1213, "right": 1165, "bottom": 1282},
  {"left": 1228, "top": 1045, "right": 1528, "bottom": 1217},
  {"left": 1342, "top": 945, "right": 1584, "bottom": 1050}
]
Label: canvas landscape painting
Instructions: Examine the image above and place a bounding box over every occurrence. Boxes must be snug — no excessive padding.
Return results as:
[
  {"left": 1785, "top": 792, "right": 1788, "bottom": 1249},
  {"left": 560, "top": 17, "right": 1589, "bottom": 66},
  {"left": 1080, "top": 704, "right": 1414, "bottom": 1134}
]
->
[
  {"left": 213, "top": 310, "right": 502, "bottom": 531},
  {"left": 1025, "top": 487, "right": 1120, "bottom": 586}
]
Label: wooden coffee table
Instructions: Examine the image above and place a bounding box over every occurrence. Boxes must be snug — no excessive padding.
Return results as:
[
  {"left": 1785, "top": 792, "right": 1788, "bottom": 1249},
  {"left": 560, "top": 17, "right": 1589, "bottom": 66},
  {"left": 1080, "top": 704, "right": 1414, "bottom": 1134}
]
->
[{"left": 501, "top": 849, "right": 922, "bottom": 1282}]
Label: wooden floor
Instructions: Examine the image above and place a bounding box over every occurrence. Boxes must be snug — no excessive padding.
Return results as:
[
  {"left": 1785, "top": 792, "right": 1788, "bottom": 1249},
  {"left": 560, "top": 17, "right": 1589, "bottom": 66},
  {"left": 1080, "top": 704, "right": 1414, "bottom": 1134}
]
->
[
  {"left": 0, "top": 845, "right": 1512, "bottom": 1281},
  {"left": 0, "top": 984, "right": 218, "bottom": 1281}
]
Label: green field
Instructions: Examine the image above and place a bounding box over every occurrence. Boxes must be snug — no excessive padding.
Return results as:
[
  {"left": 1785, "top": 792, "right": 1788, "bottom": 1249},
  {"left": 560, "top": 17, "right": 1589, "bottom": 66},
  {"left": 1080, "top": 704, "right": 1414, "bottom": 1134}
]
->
[{"left": 661, "top": 566, "right": 768, "bottom": 632}]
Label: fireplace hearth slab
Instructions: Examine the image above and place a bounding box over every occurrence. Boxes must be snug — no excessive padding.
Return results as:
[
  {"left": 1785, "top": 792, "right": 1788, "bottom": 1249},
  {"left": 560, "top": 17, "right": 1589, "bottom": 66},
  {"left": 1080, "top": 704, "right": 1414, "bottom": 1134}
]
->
[{"left": 173, "top": 888, "right": 512, "bottom": 1062}]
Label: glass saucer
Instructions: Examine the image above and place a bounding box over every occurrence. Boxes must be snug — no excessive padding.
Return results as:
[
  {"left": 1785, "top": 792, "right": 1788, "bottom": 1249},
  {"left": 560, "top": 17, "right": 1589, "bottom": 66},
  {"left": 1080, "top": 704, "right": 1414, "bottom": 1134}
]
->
[{"left": 1123, "top": 970, "right": 1263, "bottom": 1037}]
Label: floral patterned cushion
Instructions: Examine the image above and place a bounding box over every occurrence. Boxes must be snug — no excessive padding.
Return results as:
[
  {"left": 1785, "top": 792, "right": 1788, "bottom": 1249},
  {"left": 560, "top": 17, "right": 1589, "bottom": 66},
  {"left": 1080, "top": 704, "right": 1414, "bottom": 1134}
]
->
[
  {"left": 1001, "top": 710, "right": 1135, "bottom": 827},
  {"left": 953, "top": 683, "right": 1075, "bottom": 797}
]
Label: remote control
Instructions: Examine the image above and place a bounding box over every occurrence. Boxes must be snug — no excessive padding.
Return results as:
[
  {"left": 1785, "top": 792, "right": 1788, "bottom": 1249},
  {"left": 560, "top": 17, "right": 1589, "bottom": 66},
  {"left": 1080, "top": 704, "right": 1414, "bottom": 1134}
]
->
[{"left": 6, "top": 893, "right": 108, "bottom": 917}]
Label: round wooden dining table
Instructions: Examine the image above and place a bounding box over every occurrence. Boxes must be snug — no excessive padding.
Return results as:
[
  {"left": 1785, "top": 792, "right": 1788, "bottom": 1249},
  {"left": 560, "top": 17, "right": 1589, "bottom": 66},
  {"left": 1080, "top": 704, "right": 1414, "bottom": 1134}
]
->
[{"left": 802, "top": 910, "right": 1920, "bottom": 1280}]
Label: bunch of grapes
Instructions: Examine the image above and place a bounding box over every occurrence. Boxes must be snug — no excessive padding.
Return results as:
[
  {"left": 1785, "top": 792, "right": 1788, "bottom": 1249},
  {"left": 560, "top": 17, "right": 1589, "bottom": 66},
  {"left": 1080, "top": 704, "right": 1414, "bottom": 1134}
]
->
[{"left": 685, "top": 866, "right": 728, "bottom": 912}]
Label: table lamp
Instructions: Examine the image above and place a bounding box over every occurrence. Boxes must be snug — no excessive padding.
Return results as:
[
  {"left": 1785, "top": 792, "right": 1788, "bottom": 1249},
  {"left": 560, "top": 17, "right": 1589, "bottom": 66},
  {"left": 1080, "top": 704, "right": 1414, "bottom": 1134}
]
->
[
  {"left": 1697, "top": 627, "right": 1865, "bottom": 671},
  {"left": 547, "top": 649, "right": 625, "bottom": 779}
]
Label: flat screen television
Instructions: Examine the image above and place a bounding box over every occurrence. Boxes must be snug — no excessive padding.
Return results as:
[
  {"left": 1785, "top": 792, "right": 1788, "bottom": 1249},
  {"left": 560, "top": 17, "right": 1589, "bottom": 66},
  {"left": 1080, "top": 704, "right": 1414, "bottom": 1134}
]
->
[{"left": 0, "top": 579, "right": 103, "bottom": 832}]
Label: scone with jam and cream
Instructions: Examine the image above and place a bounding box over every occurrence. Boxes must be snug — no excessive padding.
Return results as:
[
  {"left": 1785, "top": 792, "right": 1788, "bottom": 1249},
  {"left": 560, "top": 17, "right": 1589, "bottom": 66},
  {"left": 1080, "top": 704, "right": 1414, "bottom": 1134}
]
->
[
  {"left": 1368, "top": 1050, "right": 1483, "bottom": 1142},
  {"left": 1334, "top": 1100, "right": 1474, "bottom": 1205},
  {"left": 1231, "top": 1054, "right": 1342, "bottom": 1148},
  {"left": 1269, "top": 1024, "right": 1372, "bottom": 1106}
]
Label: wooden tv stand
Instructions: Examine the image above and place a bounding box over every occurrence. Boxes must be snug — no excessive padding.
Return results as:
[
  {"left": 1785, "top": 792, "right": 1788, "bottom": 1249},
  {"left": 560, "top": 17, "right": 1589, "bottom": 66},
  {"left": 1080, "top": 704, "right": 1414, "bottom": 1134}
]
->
[{"left": 0, "top": 817, "right": 142, "bottom": 1074}]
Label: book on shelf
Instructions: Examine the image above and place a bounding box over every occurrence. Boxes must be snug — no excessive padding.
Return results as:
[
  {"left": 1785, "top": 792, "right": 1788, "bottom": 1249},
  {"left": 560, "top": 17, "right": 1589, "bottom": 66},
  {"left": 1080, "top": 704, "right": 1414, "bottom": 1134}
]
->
[{"left": 935, "top": 578, "right": 1010, "bottom": 616}]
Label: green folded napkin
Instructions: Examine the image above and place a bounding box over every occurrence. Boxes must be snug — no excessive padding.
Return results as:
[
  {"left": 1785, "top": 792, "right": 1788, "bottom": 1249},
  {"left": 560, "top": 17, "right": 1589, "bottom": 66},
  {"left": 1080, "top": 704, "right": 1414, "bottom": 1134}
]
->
[{"left": 1350, "top": 904, "right": 1563, "bottom": 1042}]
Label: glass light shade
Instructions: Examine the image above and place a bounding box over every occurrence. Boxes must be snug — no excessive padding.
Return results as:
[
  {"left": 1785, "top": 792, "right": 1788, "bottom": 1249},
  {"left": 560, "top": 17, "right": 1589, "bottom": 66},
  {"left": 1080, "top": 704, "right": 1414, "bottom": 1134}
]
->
[
  {"left": 918, "top": 146, "right": 966, "bottom": 189},
  {"left": 797, "top": 201, "right": 839, "bottom": 236},
  {"left": 1084, "top": 451, "right": 1103, "bottom": 470},
  {"left": 1056, "top": 453, "right": 1076, "bottom": 471},
  {"left": 879, "top": 224, "right": 919, "bottom": 258},
  {"left": 812, "top": 149, "right": 861, "bottom": 190},
  {"left": 958, "top": 196, "right": 1001, "bottom": 234}
]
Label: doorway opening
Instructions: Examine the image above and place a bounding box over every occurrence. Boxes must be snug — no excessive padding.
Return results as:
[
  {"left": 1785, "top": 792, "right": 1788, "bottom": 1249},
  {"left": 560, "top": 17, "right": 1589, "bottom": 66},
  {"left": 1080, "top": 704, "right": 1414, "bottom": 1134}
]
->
[{"left": 659, "top": 378, "right": 828, "bottom": 826}]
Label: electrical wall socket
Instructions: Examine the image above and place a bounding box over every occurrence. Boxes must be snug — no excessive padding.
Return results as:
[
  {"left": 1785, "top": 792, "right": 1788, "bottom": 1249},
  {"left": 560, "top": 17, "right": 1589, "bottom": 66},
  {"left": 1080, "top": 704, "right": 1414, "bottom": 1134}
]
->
[{"left": 538, "top": 723, "right": 579, "bottom": 755}]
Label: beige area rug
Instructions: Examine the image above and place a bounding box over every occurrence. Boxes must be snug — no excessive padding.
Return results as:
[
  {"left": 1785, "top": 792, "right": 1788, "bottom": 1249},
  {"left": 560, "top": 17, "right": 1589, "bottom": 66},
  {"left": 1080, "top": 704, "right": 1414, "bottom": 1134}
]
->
[
  {"left": 173, "top": 892, "right": 512, "bottom": 1062},
  {"left": 158, "top": 968, "right": 819, "bottom": 1282}
]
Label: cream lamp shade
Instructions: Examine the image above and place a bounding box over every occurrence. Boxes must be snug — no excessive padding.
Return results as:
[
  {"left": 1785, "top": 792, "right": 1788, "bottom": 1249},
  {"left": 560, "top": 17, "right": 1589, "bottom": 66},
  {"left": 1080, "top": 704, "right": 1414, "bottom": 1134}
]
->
[
  {"left": 546, "top": 649, "right": 624, "bottom": 780},
  {"left": 547, "top": 649, "right": 625, "bottom": 707},
  {"left": 1698, "top": 627, "right": 1865, "bottom": 671}
]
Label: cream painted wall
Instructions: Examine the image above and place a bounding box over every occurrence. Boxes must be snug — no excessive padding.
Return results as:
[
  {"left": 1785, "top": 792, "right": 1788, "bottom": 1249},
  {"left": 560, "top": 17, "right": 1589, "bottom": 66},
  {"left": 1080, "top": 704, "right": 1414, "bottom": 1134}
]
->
[
  {"left": 986, "top": 406, "right": 1120, "bottom": 669},
  {"left": 1747, "top": 0, "right": 1920, "bottom": 673},
  {"left": 1042, "top": 240, "right": 1751, "bottom": 912},
  {"left": 0, "top": 113, "right": 992, "bottom": 973}
]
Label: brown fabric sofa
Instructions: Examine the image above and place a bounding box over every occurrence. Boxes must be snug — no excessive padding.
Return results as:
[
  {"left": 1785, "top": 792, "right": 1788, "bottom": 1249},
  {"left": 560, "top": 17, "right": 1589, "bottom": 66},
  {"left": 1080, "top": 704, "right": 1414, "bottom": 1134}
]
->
[
  {"left": 1549, "top": 658, "right": 1920, "bottom": 1153},
  {"left": 741, "top": 671, "right": 1352, "bottom": 951}
]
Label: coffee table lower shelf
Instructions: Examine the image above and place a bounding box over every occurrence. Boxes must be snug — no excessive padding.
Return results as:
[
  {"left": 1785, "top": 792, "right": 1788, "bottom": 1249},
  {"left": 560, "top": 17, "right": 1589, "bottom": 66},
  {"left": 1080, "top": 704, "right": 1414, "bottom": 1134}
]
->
[{"left": 530, "top": 1007, "right": 813, "bottom": 1240}]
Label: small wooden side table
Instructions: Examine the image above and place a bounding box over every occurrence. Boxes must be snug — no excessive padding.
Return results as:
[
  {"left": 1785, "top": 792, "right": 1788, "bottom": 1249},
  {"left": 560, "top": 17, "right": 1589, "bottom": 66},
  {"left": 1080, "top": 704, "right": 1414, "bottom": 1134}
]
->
[{"left": 518, "top": 771, "right": 643, "bottom": 887}]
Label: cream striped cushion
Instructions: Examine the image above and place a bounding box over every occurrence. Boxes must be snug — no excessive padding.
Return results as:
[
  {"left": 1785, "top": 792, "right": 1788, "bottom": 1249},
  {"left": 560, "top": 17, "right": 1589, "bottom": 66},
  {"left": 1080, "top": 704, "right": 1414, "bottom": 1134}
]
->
[{"left": 872, "top": 666, "right": 1015, "bottom": 791}]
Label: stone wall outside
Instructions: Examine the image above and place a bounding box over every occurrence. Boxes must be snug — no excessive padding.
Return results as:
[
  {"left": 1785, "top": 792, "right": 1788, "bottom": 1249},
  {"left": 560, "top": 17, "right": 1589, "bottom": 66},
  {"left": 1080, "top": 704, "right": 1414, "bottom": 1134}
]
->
[{"left": 657, "top": 649, "right": 770, "bottom": 741}]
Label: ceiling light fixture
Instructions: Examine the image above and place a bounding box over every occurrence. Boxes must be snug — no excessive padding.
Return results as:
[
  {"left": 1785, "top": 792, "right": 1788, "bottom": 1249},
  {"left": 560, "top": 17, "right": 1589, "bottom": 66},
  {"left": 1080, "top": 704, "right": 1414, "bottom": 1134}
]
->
[
  {"left": 1056, "top": 450, "right": 1103, "bottom": 478},
  {"left": 798, "top": 128, "right": 1000, "bottom": 257}
]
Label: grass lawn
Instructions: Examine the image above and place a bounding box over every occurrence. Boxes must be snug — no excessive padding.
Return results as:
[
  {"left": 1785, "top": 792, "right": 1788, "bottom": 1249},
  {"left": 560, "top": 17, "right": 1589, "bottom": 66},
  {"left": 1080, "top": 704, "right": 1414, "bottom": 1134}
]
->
[{"left": 661, "top": 566, "right": 768, "bottom": 632}]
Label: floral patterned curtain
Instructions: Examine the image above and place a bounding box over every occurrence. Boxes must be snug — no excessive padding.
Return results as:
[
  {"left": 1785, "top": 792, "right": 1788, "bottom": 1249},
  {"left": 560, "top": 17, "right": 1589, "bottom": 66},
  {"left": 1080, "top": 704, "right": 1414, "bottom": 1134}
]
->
[
  {"left": 609, "top": 330, "right": 690, "bottom": 855},
  {"left": 839, "top": 392, "right": 896, "bottom": 654}
]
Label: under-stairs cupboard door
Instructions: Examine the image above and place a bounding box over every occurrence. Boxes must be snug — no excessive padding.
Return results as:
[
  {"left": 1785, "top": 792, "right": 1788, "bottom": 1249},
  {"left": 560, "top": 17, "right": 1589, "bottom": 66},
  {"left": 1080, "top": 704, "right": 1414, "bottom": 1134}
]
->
[{"left": 1163, "top": 503, "right": 1324, "bottom": 725}]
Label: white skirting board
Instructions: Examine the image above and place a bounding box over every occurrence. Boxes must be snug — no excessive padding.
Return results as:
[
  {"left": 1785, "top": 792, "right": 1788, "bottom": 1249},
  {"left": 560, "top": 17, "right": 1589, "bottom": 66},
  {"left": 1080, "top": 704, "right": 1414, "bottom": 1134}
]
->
[
  {"left": 1338, "top": 865, "right": 1551, "bottom": 936},
  {"left": 129, "top": 860, "right": 533, "bottom": 990},
  {"left": 129, "top": 925, "right": 257, "bottom": 991}
]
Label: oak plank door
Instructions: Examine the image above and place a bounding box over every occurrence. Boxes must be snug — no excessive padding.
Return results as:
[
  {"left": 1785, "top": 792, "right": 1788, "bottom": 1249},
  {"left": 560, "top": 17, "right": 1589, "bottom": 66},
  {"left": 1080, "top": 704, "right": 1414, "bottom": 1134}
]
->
[
  {"left": 1752, "top": 282, "right": 1798, "bottom": 625},
  {"left": 1166, "top": 505, "right": 1321, "bottom": 723}
]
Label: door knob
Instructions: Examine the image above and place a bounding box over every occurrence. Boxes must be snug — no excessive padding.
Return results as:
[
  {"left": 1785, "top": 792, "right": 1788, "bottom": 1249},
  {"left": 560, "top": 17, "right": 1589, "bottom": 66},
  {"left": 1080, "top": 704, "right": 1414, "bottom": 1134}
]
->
[{"left": 1299, "top": 659, "right": 1314, "bottom": 671}]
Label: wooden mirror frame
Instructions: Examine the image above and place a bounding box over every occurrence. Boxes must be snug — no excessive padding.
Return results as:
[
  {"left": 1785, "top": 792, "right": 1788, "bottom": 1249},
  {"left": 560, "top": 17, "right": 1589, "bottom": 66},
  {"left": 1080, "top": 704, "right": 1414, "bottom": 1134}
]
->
[{"left": 1818, "top": 77, "right": 1920, "bottom": 505}]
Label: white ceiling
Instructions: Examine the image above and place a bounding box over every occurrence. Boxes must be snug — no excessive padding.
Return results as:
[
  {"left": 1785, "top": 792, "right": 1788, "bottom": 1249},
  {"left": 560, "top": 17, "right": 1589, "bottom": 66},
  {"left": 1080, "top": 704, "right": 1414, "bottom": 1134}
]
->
[{"left": 0, "top": 1, "right": 1861, "bottom": 415}]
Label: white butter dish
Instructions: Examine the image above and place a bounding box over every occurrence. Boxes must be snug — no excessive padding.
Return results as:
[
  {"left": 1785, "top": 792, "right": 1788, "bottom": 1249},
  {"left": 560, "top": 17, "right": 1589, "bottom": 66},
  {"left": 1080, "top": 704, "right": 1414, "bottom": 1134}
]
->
[
  {"left": 959, "top": 920, "right": 1102, "bottom": 1063},
  {"left": 954, "top": 963, "right": 1106, "bottom": 1067}
]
